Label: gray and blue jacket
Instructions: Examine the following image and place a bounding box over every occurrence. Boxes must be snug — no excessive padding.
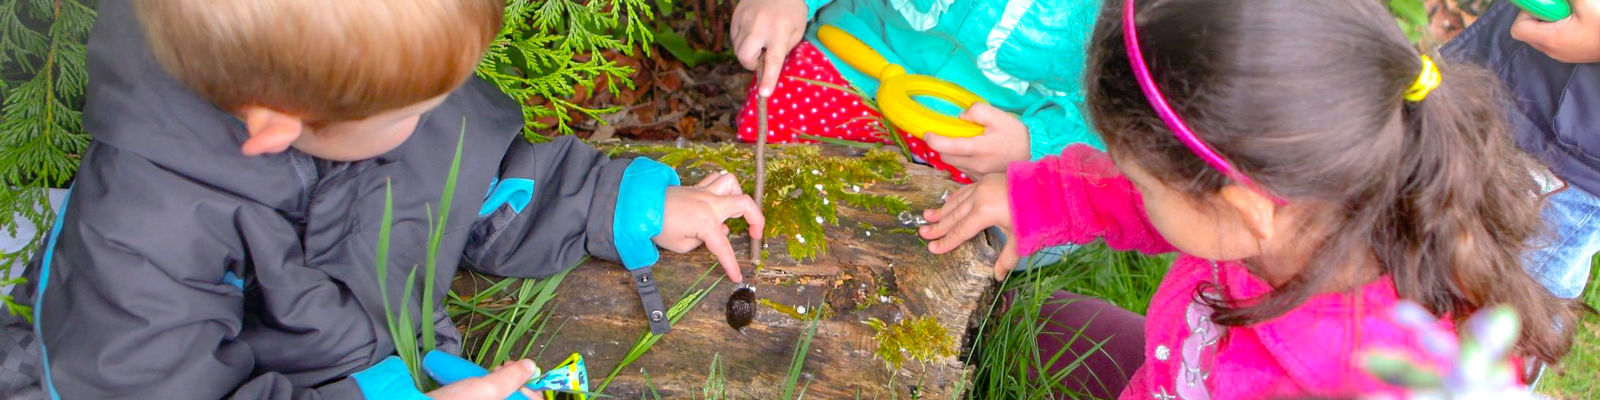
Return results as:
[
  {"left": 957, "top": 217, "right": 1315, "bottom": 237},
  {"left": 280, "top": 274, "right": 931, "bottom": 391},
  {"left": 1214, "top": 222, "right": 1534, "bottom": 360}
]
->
[
  {"left": 0, "top": 0, "right": 679, "bottom": 398},
  {"left": 1443, "top": 0, "right": 1600, "bottom": 195}
]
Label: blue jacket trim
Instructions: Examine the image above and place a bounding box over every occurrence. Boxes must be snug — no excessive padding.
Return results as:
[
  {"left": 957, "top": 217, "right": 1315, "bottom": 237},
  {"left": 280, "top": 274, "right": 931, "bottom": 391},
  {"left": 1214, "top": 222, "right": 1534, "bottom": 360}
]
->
[
  {"left": 33, "top": 187, "right": 71, "bottom": 400},
  {"left": 614, "top": 158, "right": 680, "bottom": 270},
  {"left": 352, "top": 356, "right": 430, "bottom": 400},
  {"left": 222, "top": 271, "right": 245, "bottom": 290},
  {"left": 479, "top": 178, "right": 536, "bottom": 217}
]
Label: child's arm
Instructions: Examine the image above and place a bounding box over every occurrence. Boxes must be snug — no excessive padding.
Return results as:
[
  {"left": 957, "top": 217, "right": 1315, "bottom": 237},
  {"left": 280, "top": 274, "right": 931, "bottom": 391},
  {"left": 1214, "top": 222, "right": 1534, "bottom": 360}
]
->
[
  {"left": 462, "top": 136, "right": 761, "bottom": 334},
  {"left": 30, "top": 148, "right": 415, "bottom": 400},
  {"left": 731, "top": 0, "right": 833, "bottom": 97},
  {"left": 919, "top": 145, "right": 1174, "bottom": 279},
  {"left": 1006, "top": 144, "right": 1175, "bottom": 256},
  {"left": 461, "top": 136, "right": 644, "bottom": 278},
  {"left": 462, "top": 136, "right": 761, "bottom": 281}
]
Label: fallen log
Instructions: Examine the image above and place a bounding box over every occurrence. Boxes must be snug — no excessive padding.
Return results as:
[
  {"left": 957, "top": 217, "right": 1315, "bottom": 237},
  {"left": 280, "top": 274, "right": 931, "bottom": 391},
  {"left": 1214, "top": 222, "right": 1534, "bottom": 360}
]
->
[{"left": 452, "top": 142, "right": 1002, "bottom": 398}]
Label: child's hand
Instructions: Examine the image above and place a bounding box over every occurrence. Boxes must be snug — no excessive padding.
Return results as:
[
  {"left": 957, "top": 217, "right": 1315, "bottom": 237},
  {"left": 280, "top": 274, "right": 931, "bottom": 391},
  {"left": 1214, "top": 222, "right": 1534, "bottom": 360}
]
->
[
  {"left": 923, "top": 103, "right": 1032, "bottom": 178},
  {"left": 657, "top": 171, "right": 766, "bottom": 283},
  {"left": 427, "top": 360, "right": 544, "bottom": 400},
  {"left": 919, "top": 173, "right": 1020, "bottom": 280},
  {"left": 1511, "top": 0, "right": 1600, "bottom": 63},
  {"left": 731, "top": 0, "right": 810, "bottom": 97}
]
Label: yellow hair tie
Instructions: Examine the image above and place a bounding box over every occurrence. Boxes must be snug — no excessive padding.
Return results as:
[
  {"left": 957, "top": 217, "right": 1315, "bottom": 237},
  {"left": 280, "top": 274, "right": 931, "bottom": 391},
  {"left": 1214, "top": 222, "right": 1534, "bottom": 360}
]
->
[{"left": 1405, "top": 55, "right": 1441, "bottom": 102}]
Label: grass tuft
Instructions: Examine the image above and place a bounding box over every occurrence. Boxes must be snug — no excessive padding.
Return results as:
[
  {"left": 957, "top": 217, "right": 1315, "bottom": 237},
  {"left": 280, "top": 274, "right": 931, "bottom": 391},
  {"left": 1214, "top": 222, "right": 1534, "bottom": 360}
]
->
[{"left": 965, "top": 242, "right": 1169, "bottom": 400}]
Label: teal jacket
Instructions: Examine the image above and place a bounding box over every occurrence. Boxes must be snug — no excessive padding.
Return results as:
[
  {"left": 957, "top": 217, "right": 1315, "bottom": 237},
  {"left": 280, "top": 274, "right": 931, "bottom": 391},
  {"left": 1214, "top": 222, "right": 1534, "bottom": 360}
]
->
[{"left": 802, "top": 0, "right": 1103, "bottom": 159}]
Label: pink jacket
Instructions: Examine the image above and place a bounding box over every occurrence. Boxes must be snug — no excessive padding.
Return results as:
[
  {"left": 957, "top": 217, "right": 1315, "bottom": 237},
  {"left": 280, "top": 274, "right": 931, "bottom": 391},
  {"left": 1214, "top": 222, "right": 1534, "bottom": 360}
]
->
[{"left": 1007, "top": 145, "right": 1458, "bottom": 400}]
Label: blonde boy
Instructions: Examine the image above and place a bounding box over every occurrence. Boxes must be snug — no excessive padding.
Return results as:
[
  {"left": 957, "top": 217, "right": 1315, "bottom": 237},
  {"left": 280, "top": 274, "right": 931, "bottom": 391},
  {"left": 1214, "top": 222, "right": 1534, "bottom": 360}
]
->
[{"left": 0, "top": 0, "right": 762, "bottom": 399}]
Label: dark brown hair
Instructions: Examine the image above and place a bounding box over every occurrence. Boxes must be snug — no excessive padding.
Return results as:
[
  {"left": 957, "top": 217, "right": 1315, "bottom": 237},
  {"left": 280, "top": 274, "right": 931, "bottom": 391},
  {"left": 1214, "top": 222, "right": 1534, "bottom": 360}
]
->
[
  {"left": 134, "top": 0, "right": 504, "bottom": 124},
  {"left": 1086, "top": 0, "right": 1579, "bottom": 363}
]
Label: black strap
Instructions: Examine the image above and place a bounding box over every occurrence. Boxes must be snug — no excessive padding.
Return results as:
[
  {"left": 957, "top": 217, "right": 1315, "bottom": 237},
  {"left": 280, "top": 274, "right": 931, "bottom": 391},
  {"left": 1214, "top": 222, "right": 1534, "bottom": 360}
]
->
[{"left": 630, "top": 267, "right": 671, "bottom": 335}]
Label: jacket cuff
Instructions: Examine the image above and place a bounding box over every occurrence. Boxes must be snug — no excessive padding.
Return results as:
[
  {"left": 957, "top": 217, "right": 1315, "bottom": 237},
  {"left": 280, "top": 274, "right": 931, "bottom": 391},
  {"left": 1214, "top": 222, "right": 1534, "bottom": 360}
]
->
[
  {"left": 352, "top": 356, "right": 429, "bottom": 400},
  {"left": 1007, "top": 156, "right": 1073, "bottom": 257},
  {"left": 614, "top": 158, "right": 681, "bottom": 270},
  {"left": 805, "top": 0, "right": 833, "bottom": 20}
]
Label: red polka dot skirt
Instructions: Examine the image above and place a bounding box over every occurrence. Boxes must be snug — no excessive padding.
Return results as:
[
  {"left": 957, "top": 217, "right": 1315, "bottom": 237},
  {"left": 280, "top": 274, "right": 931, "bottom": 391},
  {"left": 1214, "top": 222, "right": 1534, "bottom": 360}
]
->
[{"left": 738, "top": 41, "right": 972, "bottom": 184}]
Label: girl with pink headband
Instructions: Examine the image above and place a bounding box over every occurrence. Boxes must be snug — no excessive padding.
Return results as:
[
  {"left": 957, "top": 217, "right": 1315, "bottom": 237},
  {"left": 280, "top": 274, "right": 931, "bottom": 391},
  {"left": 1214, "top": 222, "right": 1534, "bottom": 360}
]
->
[{"left": 920, "top": 0, "right": 1581, "bottom": 398}]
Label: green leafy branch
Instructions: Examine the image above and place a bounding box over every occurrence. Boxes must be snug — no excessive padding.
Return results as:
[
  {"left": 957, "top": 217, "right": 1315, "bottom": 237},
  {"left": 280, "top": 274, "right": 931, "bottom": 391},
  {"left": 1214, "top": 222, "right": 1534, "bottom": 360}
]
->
[
  {"left": 0, "top": 0, "right": 95, "bottom": 319},
  {"left": 478, "top": 0, "right": 656, "bottom": 139}
]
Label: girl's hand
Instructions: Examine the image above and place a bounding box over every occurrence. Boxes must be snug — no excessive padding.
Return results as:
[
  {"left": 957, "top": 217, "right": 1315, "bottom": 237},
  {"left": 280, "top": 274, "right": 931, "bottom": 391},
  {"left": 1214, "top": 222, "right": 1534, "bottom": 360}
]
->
[
  {"left": 1511, "top": 0, "right": 1600, "bottom": 63},
  {"left": 919, "top": 173, "right": 1020, "bottom": 280},
  {"left": 656, "top": 172, "right": 767, "bottom": 283},
  {"left": 731, "top": 0, "right": 810, "bottom": 97},
  {"left": 427, "top": 360, "right": 544, "bottom": 400},
  {"left": 923, "top": 103, "right": 1032, "bottom": 178}
]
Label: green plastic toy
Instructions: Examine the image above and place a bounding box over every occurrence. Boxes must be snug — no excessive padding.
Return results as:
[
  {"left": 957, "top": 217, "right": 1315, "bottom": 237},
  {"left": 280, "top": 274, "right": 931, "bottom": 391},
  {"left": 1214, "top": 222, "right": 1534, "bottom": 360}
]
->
[{"left": 1510, "top": 0, "right": 1572, "bottom": 21}]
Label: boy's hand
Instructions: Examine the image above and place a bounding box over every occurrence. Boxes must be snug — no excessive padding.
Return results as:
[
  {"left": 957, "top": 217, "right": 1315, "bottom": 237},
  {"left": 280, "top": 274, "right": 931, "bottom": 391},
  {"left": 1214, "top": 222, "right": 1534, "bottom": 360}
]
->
[
  {"left": 732, "top": 0, "right": 809, "bottom": 97},
  {"left": 919, "top": 173, "right": 1020, "bottom": 280},
  {"left": 923, "top": 103, "right": 1032, "bottom": 178},
  {"left": 1512, "top": 0, "right": 1600, "bottom": 63},
  {"left": 427, "top": 360, "right": 544, "bottom": 400},
  {"left": 657, "top": 171, "right": 766, "bottom": 283}
]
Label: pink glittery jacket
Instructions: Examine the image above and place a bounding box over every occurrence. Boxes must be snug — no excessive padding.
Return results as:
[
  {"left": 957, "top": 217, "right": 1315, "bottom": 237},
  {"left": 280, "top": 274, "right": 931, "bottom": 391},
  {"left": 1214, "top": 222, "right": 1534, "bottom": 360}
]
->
[{"left": 1006, "top": 144, "right": 1469, "bottom": 400}]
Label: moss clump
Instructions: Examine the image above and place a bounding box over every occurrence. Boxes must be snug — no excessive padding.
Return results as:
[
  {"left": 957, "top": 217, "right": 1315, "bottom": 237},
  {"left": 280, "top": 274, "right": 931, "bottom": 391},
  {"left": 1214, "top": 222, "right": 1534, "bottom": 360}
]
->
[
  {"left": 615, "top": 143, "right": 913, "bottom": 261},
  {"left": 865, "top": 316, "right": 957, "bottom": 371}
]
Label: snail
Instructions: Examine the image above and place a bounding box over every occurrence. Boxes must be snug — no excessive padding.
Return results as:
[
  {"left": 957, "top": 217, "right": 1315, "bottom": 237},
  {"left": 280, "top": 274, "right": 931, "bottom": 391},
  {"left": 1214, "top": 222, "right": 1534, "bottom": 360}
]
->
[{"left": 726, "top": 284, "right": 756, "bottom": 332}]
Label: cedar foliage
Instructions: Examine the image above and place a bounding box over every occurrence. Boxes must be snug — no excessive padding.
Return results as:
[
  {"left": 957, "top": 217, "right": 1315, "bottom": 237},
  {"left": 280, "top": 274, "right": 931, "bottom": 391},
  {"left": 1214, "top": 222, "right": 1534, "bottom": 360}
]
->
[
  {"left": 0, "top": 0, "right": 95, "bottom": 318},
  {"left": 477, "top": 0, "right": 656, "bottom": 140}
]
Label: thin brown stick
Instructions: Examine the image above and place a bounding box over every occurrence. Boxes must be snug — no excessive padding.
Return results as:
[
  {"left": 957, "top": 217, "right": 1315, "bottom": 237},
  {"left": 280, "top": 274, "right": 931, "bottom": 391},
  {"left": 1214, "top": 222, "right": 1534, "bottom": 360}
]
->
[{"left": 751, "top": 94, "right": 768, "bottom": 267}]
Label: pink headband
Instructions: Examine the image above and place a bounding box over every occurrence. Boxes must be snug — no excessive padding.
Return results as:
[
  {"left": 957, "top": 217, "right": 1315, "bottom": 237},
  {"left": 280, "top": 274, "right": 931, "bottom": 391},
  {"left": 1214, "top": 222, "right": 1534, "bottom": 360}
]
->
[{"left": 1122, "top": 0, "right": 1287, "bottom": 205}]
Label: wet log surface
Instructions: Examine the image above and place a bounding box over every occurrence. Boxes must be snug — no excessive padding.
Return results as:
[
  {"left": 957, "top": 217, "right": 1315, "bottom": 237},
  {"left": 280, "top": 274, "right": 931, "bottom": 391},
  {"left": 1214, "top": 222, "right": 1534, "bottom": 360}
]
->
[{"left": 452, "top": 142, "right": 1001, "bottom": 398}]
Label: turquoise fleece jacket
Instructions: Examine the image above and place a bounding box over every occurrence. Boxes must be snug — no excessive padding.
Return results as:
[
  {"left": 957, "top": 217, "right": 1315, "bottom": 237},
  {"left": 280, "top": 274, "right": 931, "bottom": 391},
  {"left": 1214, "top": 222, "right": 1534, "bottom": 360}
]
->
[{"left": 801, "top": 0, "right": 1103, "bottom": 159}]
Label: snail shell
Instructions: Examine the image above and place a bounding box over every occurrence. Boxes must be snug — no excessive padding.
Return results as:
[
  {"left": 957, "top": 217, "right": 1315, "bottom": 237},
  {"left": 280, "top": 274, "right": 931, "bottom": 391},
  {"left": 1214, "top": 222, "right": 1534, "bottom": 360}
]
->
[{"left": 726, "top": 285, "right": 756, "bottom": 332}]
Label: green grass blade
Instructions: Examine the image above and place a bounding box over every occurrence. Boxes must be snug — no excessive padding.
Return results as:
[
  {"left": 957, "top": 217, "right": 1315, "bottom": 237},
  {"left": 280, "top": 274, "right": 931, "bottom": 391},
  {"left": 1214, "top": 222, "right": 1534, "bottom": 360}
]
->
[
  {"left": 641, "top": 368, "right": 661, "bottom": 400},
  {"left": 372, "top": 180, "right": 427, "bottom": 388},
  {"left": 420, "top": 120, "right": 468, "bottom": 356},
  {"left": 701, "top": 353, "right": 726, "bottom": 400},
  {"left": 517, "top": 271, "right": 572, "bottom": 358},
  {"left": 597, "top": 264, "right": 725, "bottom": 392},
  {"left": 783, "top": 314, "right": 821, "bottom": 399},
  {"left": 375, "top": 180, "right": 398, "bottom": 349},
  {"left": 397, "top": 264, "right": 422, "bottom": 387}
]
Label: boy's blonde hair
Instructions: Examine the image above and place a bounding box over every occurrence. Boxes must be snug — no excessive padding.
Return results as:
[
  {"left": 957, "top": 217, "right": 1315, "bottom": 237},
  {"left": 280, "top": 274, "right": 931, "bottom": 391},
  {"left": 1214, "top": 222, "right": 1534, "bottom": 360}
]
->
[{"left": 133, "top": 0, "right": 504, "bottom": 124}]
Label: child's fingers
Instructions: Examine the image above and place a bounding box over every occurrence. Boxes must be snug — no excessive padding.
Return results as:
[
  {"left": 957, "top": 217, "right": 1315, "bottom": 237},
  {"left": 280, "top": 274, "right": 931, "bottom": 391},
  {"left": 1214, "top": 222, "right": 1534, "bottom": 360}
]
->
[
  {"left": 929, "top": 210, "right": 989, "bottom": 255},
  {"left": 707, "top": 172, "right": 744, "bottom": 196},
  {"left": 759, "top": 48, "right": 787, "bottom": 98},
  {"left": 730, "top": 18, "right": 746, "bottom": 52},
  {"left": 958, "top": 103, "right": 1007, "bottom": 127},
  {"left": 700, "top": 227, "right": 744, "bottom": 282},
  {"left": 736, "top": 35, "right": 765, "bottom": 70},
  {"left": 467, "top": 360, "right": 539, "bottom": 400},
  {"left": 721, "top": 194, "right": 766, "bottom": 240},
  {"left": 923, "top": 133, "right": 981, "bottom": 158},
  {"left": 993, "top": 239, "right": 1020, "bottom": 281},
  {"left": 694, "top": 171, "right": 725, "bottom": 188},
  {"left": 1509, "top": 12, "right": 1564, "bottom": 48},
  {"left": 921, "top": 200, "right": 972, "bottom": 241},
  {"left": 935, "top": 187, "right": 976, "bottom": 219}
]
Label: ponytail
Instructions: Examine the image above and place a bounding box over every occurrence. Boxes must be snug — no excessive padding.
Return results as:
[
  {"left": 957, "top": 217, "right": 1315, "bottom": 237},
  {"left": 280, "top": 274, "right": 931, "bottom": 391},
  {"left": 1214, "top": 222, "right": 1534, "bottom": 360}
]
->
[
  {"left": 1085, "top": 0, "right": 1583, "bottom": 365},
  {"left": 1382, "top": 55, "right": 1580, "bottom": 364}
]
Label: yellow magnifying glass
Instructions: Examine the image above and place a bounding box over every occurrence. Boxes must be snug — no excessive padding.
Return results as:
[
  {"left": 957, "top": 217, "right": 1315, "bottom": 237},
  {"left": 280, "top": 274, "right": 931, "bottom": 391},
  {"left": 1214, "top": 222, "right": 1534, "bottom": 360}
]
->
[{"left": 816, "top": 25, "right": 985, "bottom": 139}]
